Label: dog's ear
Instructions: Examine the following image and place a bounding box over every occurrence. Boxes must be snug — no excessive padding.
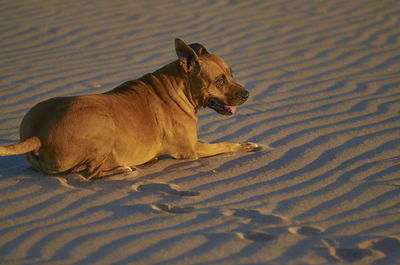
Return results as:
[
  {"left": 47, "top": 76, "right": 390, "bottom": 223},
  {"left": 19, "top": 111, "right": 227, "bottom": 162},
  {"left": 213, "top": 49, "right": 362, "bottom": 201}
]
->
[
  {"left": 175, "top": 38, "right": 200, "bottom": 73},
  {"left": 189, "top": 43, "right": 209, "bottom": 56}
]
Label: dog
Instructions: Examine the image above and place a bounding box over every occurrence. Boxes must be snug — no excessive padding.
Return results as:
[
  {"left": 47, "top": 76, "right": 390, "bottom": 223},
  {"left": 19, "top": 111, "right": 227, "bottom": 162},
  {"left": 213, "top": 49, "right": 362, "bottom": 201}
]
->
[{"left": 0, "top": 39, "right": 258, "bottom": 179}]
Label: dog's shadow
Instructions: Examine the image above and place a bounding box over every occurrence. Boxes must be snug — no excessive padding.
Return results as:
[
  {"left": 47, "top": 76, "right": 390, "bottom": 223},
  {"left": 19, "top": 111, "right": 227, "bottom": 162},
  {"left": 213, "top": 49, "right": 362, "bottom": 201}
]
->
[
  {"left": 0, "top": 154, "right": 36, "bottom": 178},
  {"left": 0, "top": 155, "right": 196, "bottom": 193},
  {"left": 0, "top": 145, "right": 272, "bottom": 193}
]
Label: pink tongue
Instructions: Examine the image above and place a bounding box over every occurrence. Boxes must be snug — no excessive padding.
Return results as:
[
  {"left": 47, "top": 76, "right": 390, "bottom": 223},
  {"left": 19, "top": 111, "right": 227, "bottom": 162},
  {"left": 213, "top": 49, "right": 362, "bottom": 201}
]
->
[{"left": 225, "top": 105, "right": 237, "bottom": 114}]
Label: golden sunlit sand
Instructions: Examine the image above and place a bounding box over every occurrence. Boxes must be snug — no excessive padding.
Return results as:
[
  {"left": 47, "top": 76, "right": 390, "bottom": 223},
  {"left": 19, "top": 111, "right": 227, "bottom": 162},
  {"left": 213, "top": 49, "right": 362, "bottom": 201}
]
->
[{"left": 1, "top": 0, "right": 400, "bottom": 264}]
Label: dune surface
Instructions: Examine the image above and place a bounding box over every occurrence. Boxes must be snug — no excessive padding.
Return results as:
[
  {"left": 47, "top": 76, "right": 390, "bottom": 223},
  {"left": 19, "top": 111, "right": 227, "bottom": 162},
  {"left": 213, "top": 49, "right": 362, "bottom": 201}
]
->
[{"left": 1, "top": 0, "right": 400, "bottom": 264}]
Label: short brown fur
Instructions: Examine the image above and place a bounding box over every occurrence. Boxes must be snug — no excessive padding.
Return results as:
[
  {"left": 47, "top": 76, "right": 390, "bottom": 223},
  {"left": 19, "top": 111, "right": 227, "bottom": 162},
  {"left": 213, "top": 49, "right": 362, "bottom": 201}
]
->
[{"left": 0, "top": 39, "right": 258, "bottom": 179}]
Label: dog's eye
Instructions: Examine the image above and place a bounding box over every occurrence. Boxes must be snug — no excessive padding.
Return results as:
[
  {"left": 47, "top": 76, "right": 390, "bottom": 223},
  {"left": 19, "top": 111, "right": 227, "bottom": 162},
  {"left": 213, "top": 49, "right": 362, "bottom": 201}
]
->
[{"left": 216, "top": 78, "right": 225, "bottom": 88}]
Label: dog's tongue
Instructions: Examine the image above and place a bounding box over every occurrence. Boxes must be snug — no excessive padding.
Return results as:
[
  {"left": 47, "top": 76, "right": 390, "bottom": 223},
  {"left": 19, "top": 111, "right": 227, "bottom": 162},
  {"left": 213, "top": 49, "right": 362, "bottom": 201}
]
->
[{"left": 225, "top": 105, "right": 237, "bottom": 114}]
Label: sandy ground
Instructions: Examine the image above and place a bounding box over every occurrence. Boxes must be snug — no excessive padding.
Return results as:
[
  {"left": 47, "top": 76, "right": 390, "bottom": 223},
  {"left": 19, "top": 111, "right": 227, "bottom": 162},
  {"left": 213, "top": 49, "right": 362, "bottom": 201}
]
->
[{"left": 1, "top": 0, "right": 400, "bottom": 264}]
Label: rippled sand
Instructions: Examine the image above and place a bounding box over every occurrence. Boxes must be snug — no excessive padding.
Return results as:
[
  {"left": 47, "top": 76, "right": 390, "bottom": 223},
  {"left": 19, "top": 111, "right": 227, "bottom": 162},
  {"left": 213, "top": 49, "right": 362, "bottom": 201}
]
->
[{"left": 1, "top": 0, "right": 400, "bottom": 264}]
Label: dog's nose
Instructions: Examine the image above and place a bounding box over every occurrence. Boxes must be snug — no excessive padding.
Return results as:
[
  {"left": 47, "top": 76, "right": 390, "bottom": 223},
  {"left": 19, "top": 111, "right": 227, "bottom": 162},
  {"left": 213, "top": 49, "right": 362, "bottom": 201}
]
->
[
  {"left": 241, "top": 90, "right": 249, "bottom": 101},
  {"left": 228, "top": 90, "right": 250, "bottom": 106}
]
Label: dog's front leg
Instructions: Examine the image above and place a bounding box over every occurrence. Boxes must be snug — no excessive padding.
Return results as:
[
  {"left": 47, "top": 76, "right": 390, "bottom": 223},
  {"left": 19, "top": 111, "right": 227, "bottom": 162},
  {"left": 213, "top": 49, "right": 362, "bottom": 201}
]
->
[{"left": 196, "top": 141, "right": 258, "bottom": 158}]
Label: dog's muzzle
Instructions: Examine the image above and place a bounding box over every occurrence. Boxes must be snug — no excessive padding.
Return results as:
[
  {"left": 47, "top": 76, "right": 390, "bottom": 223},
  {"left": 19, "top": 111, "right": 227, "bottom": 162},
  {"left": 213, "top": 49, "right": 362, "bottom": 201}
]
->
[
  {"left": 228, "top": 90, "right": 249, "bottom": 106},
  {"left": 207, "top": 90, "right": 249, "bottom": 116}
]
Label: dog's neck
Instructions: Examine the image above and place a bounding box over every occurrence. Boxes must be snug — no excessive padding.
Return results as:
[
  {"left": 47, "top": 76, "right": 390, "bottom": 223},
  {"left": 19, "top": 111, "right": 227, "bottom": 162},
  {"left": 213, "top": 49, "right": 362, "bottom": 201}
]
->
[
  {"left": 154, "top": 61, "right": 203, "bottom": 104},
  {"left": 147, "top": 61, "right": 203, "bottom": 115},
  {"left": 108, "top": 61, "right": 200, "bottom": 119}
]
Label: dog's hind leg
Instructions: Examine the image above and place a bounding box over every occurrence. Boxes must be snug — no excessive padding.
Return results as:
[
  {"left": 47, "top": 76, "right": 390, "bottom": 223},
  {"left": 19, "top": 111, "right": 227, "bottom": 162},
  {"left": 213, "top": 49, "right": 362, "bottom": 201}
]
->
[
  {"left": 85, "top": 151, "right": 136, "bottom": 180},
  {"left": 87, "top": 165, "right": 134, "bottom": 180},
  {"left": 195, "top": 142, "right": 259, "bottom": 158}
]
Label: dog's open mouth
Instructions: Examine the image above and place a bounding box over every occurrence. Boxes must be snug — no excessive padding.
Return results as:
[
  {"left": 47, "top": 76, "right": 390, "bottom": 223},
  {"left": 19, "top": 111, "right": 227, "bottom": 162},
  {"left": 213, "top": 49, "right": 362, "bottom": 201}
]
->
[{"left": 206, "top": 98, "right": 237, "bottom": 115}]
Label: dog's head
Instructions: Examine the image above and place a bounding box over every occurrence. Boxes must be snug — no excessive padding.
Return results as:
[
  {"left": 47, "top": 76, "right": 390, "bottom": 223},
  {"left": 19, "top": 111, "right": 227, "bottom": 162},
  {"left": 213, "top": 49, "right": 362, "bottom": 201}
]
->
[{"left": 175, "top": 38, "right": 249, "bottom": 116}]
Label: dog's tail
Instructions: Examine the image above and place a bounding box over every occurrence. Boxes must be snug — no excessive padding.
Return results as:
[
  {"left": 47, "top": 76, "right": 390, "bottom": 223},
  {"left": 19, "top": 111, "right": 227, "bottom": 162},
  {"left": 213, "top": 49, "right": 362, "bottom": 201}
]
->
[{"left": 0, "top": 136, "right": 41, "bottom": 156}]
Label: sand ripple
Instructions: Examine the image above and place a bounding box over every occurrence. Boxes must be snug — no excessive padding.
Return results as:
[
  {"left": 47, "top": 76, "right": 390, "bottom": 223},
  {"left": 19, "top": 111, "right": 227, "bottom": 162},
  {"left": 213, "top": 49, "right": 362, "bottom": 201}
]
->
[{"left": 1, "top": 0, "right": 400, "bottom": 264}]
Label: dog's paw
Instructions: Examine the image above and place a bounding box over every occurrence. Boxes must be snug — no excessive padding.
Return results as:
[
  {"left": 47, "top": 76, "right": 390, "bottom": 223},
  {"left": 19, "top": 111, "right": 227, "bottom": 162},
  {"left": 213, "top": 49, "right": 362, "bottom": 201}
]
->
[{"left": 239, "top": 142, "right": 259, "bottom": 152}]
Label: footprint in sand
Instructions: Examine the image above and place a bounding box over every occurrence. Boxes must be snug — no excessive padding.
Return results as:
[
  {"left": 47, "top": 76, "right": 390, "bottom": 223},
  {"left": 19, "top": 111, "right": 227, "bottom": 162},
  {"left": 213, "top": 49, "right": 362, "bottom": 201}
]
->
[
  {"left": 151, "top": 203, "right": 194, "bottom": 214},
  {"left": 322, "top": 238, "right": 372, "bottom": 262},
  {"left": 332, "top": 247, "right": 373, "bottom": 262},
  {"left": 223, "top": 208, "right": 288, "bottom": 225},
  {"left": 288, "top": 225, "right": 324, "bottom": 236},
  {"left": 358, "top": 236, "right": 400, "bottom": 257},
  {"left": 132, "top": 182, "right": 199, "bottom": 196},
  {"left": 236, "top": 231, "right": 275, "bottom": 242},
  {"left": 321, "top": 237, "right": 400, "bottom": 263}
]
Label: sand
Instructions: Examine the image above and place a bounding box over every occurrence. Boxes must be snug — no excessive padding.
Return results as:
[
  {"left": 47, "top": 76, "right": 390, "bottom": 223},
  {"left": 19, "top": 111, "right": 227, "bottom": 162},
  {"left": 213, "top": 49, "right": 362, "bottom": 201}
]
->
[{"left": 1, "top": 0, "right": 400, "bottom": 264}]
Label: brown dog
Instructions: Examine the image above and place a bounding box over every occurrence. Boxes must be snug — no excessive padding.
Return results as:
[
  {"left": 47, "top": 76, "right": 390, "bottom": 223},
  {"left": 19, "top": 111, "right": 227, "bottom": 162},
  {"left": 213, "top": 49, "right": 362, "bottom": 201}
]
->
[{"left": 0, "top": 39, "right": 258, "bottom": 179}]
